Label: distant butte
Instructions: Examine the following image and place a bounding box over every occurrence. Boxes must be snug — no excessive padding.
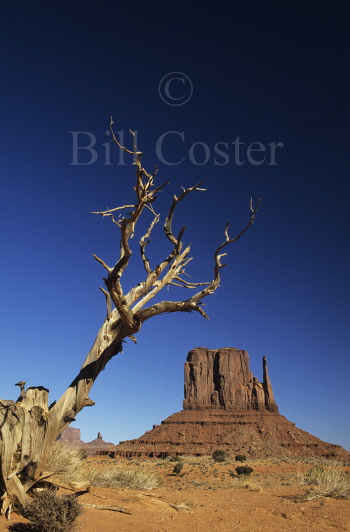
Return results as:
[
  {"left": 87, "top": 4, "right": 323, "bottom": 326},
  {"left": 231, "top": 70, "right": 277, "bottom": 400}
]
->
[
  {"left": 57, "top": 427, "right": 114, "bottom": 456},
  {"left": 112, "top": 347, "right": 350, "bottom": 460}
]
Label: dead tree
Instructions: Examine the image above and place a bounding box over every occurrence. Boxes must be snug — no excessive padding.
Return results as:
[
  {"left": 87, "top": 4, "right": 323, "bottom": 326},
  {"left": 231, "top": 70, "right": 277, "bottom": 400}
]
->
[{"left": 0, "top": 118, "right": 260, "bottom": 518}]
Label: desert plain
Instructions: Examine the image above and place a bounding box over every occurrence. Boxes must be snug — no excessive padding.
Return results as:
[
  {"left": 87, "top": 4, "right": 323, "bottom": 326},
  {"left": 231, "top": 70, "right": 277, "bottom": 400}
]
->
[{"left": 2, "top": 454, "right": 349, "bottom": 532}]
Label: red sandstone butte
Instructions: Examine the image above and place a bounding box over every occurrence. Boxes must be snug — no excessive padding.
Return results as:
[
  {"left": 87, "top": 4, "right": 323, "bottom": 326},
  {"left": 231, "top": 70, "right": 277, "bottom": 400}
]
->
[
  {"left": 112, "top": 347, "right": 350, "bottom": 460},
  {"left": 57, "top": 427, "right": 114, "bottom": 456},
  {"left": 183, "top": 348, "right": 278, "bottom": 412}
]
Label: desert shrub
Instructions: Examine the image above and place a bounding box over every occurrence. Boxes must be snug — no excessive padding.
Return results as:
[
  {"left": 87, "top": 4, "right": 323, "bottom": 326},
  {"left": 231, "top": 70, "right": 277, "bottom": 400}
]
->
[
  {"left": 304, "top": 465, "right": 327, "bottom": 485},
  {"left": 235, "top": 466, "right": 253, "bottom": 476},
  {"left": 87, "top": 466, "right": 162, "bottom": 490},
  {"left": 17, "top": 489, "right": 82, "bottom": 532},
  {"left": 235, "top": 454, "right": 247, "bottom": 462},
  {"left": 296, "top": 463, "right": 350, "bottom": 500},
  {"left": 46, "top": 443, "right": 86, "bottom": 483},
  {"left": 173, "top": 462, "right": 184, "bottom": 475},
  {"left": 212, "top": 450, "right": 227, "bottom": 463},
  {"left": 78, "top": 449, "right": 88, "bottom": 460},
  {"left": 230, "top": 477, "right": 262, "bottom": 491},
  {"left": 169, "top": 456, "right": 182, "bottom": 462}
]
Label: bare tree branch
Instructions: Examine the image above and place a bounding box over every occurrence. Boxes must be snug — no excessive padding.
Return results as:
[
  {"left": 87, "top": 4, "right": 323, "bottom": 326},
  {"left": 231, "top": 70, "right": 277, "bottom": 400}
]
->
[
  {"left": 134, "top": 197, "right": 261, "bottom": 324},
  {"left": 100, "top": 287, "right": 112, "bottom": 319},
  {"left": 164, "top": 181, "right": 206, "bottom": 246},
  {"left": 139, "top": 214, "right": 160, "bottom": 274}
]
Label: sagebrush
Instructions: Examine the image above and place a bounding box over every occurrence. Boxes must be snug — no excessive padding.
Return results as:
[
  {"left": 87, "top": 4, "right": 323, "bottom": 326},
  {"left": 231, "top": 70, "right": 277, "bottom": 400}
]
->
[
  {"left": 230, "top": 477, "right": 262, "bottom": 491},
  {"left": 87, "top": 466, "right": 162, "bottom": 490},
  {"left": 212, "top": 450, "right": 227, "bottom": 463},
  {"left": 173, "top": 462, "right": 184, "bottom": 475},
  {"left": 235, "top": 466, "right": 253, "bottom": 476},
  {"left": 296, "top": 463, "right": 350, "bottom": 500},
  {"left": 46, "top": 443, "right": 86, "bottom": 483},
  {"left": 16, "top": 489, "right": 82, "bottom": 532}
]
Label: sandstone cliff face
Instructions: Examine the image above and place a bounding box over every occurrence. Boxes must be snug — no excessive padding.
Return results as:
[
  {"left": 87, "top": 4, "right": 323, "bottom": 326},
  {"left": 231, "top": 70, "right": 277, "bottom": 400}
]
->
[
  {"left": 57, "top": 426, "right": 83, "bottom": 445},
  {"left": 183, "top": 347, "right": 278, "bottom": 413}
]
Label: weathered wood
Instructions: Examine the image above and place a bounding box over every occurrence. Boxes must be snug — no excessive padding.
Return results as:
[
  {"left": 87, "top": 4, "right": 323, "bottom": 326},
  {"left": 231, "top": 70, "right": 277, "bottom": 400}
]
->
[
  {"left": 37, "top": 474, "right": 90, "bottom": 492},
  {"left": 0, "top": 121, "right": 259, "bottom": 519},
  {"left": 82, "top": 503, "right": 132, "bottom": 515}
]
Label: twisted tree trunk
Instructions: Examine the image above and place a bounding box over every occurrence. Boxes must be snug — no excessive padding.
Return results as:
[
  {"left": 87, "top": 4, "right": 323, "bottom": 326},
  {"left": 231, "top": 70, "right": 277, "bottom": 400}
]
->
[
  {"left": 0, "top": 318, "right": 126, "bottom": 517},
  {"left": 0, "top": 118, "right": 260, "bottom": 519}
]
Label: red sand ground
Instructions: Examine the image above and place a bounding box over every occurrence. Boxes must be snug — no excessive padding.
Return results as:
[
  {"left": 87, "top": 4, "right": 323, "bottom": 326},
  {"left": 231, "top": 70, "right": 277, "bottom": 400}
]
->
[{"left": 2, "top": 457, "right": 349, "bottom": 532}]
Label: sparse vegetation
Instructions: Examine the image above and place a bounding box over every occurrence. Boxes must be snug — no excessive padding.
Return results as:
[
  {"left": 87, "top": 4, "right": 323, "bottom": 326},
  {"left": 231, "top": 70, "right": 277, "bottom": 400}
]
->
[
  {"left": 230, "top": 477, "right": 262, "bottom": 491},
  {"left": 9, "top": 455, "right": 346, "bottom": 530},
  {"left": 235, "top": 454, "right": 247, "bottom": 462},
  {"left": 235, "top": 466, "right": 253, "bottom": 476},
  {"left": 14, "top": 489, "right": 82, "bottom": 532},
  {"left": 169, "top": 456, "right": 182, "bottom": 462},
  {"left": 46, "top": 443, "right": 86, "bottom": 483},
  {"left": 173, "top": 462, "right": 184, "bottom": 475},
  {"left": 87, "top": 466, "right": 162, "bottom": 490},
  {"left": 212, "top": 450, "right": 227, "bottom": 463},
  {"left": 295, "top": 463, "right": 350, "bottom": 500}
]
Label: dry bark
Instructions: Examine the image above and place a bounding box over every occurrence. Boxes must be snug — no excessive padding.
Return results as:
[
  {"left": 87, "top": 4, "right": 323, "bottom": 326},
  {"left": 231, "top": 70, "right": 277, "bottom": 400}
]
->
[
  {"left": 82, "top": 503, "right": 132, "bottom": 514},
  {"left": 0, "top": 118, "right": 260, "bottom": 519}
]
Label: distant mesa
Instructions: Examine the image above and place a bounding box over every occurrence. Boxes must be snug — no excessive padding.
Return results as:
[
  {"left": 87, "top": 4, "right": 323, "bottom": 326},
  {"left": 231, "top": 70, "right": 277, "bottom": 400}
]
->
[
  {"left": 111, "top": 347, "right": 350, "bottom": 460},
  {"left": 57, "top": 426, "right": 114, "bottom": 456}
]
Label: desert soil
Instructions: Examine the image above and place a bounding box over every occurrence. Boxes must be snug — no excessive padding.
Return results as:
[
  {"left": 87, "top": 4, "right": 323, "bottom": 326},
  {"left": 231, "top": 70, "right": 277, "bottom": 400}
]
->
[{"left": 2, "top": 457, "right": 349, "bottom": 532}]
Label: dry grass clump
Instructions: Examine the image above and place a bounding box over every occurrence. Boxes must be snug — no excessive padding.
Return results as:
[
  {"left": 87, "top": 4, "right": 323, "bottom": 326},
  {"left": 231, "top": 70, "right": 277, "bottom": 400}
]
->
[
  {"left": 230, "top": 477, "right": 262, "bottom": 491},
  {"left": 295, "top": 463, "right": 350, "bottom": 500},
  {"left": 46, "top": 443, "right": 86, "bottom": 483},
  {"left": 87, "top": 466, "right": 163, "bottom": 490},
  {"left": 12, "top": 489, "right": 83, "bottom": 532}
]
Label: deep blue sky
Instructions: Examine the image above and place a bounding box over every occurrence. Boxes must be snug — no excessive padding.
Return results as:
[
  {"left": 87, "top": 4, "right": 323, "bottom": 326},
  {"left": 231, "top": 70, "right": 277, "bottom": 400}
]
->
[{"left": 1, "top": 1, "right": 349, "bottom": 452}]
